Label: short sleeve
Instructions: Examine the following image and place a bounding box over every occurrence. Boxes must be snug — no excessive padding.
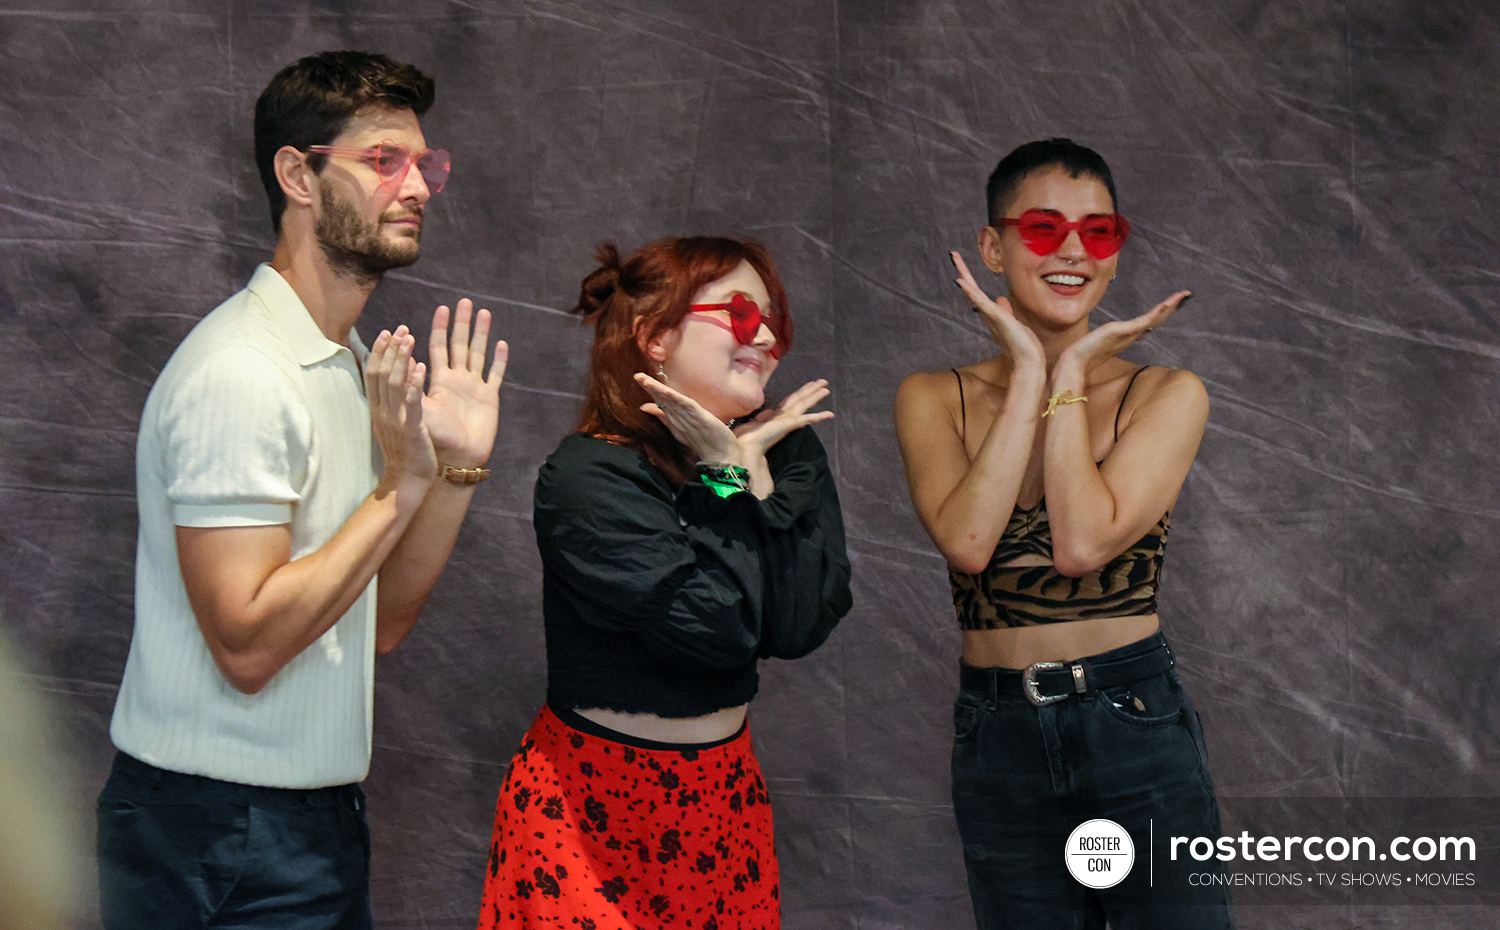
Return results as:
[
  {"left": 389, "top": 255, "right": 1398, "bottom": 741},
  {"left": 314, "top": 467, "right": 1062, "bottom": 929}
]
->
[{"left": 159, "top": 346, "right": 310, "bottom": 528}]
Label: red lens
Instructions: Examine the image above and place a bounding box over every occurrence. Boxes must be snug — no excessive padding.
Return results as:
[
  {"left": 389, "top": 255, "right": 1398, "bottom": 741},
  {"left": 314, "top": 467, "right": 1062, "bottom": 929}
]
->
[
  {"left": 1077, "top": 214, "right": 1128, "bottom": 259},
  {"left": 732, "top": 295, "right": 787, "bottom": 359},
  {"left": 1014, "top": 210, "right": 1068, "bottom": 255},
  {"left": 726, "top": 294, "right": 761, "bottom": 346}
]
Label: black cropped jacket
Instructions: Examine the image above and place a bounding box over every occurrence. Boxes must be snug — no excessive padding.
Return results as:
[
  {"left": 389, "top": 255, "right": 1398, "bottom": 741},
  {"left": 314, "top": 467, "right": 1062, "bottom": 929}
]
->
[{"left": 535, "top": 427, "right": 852, "bottom": 718}]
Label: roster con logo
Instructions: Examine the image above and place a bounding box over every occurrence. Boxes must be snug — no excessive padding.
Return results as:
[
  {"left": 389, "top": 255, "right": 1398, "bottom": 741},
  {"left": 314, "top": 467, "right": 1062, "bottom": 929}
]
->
[{"left": 1067, "top": 819, "right": 1135, "bottom": 889}]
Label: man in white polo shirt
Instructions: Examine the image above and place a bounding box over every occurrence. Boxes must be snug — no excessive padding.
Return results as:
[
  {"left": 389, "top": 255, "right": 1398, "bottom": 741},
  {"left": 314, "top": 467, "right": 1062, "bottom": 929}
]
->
[{"left": 97, "top": 51, "right": 506, "bottom": 929}]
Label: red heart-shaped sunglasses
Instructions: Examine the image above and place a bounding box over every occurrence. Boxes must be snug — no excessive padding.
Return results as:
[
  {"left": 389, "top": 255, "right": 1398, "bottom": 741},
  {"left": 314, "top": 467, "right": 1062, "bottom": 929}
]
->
[
  {"left": 998, "top": 209, "right": 1130, "bottom": 260},
  {"left": 688, "top": 293, "right": 785, "bottom": 359}
]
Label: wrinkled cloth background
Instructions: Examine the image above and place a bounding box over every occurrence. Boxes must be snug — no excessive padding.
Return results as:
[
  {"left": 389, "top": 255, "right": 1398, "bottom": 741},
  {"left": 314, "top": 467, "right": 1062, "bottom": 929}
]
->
[{"left": 2, "top": 1, "right": 1497, "bottom": 928}]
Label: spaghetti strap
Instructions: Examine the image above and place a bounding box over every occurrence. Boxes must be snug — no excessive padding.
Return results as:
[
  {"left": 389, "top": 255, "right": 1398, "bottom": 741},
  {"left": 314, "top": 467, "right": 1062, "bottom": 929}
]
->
[
  {"left": 952, "top": 368, "right": 966, "bottom": 442},
  {"left": 1114, "top": 366, "right": 1150, "bottom": 442}
]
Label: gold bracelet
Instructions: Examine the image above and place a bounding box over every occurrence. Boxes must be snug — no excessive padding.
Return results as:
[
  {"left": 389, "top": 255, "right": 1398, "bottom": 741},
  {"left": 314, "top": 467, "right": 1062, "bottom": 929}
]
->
[
  {"left": 1042, "top": 390, "right": 1088, "bottom": 417},
  {"left": 438, "top": 463, "right": 492, "bottom": 485}
]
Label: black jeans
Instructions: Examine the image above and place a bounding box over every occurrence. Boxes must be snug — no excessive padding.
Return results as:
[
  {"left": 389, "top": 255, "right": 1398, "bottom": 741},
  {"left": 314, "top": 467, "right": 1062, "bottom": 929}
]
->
[
  {"left": 951, "top": 633, "right": 1234, "bottom": 929},
  {"left": 97, "top": 752, "right": 373, "bottom": 930}
]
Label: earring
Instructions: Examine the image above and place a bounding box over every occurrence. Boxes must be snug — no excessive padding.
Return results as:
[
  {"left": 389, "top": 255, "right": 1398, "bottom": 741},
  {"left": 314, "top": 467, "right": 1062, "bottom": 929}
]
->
[
  {"left": 1109, "top": 270, "right": 1117, "bottom": 281},
  {"left": 656, "top": 361, "right": 667, "bottom": 383}
]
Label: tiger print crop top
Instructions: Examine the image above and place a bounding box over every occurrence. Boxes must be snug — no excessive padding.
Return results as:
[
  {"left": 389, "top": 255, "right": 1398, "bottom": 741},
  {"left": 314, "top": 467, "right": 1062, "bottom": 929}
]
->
[
  {"left": 947, "top": 366, "right": 1170, "bottom": 629},
  {"left": 950, "top": 501, "right": 1170, "bottom": 629}
]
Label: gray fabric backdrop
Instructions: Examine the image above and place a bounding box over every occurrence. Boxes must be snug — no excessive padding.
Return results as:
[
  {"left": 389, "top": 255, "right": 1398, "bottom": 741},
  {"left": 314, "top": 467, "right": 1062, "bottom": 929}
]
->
[{"left": 2, "top": 1, "right": 1497, "bottom": 927}]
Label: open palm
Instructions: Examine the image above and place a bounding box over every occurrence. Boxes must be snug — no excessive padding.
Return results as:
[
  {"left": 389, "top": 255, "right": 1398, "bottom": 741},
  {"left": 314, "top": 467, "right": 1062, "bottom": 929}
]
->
[
  {"left": 1063, "top": 290, "right": 1190, "bottom": 370},
  {"left": 733, "top": 379, "right": 834, "bottom": 460},
  {"left": 950, "top": 251, "right": 1045, "bottom": 368},
  {"left": 422, "top": 299, "right": 508, "bottom": 467}
]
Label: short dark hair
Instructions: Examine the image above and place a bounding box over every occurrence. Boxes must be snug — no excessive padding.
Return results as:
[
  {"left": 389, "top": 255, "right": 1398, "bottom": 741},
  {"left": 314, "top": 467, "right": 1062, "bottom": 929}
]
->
[
  {"left": 984, "top": 138, "right": 1118, "bottom": 225},
  {"left": 254, "top": 51, "right": 435, "bottom": 234}
]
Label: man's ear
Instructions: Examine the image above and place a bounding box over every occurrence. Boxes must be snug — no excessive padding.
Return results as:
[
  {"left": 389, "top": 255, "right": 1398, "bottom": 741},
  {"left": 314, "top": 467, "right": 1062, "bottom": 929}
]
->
[
  {"left": 273, "top": 145, "right": 316, "bottom": 210},
  {"left": 978, "top": 225, "right": 1006, "bottom": 275}
]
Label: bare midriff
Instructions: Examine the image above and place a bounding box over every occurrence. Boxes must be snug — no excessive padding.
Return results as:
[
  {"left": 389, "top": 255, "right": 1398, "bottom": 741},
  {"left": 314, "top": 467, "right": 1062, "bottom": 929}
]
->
[
  {"left": 961, "top": 615, "right": 1160, "bottom": 669},
  {"left": 574, "top": 704, "right": 749, "bottom": 744}
]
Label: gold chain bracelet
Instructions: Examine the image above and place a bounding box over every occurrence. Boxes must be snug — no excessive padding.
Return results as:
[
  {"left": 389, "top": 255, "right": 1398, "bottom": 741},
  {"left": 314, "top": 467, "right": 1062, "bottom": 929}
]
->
[{"left": 1042, "top": 390, "right": 1088, "bottom": 417}]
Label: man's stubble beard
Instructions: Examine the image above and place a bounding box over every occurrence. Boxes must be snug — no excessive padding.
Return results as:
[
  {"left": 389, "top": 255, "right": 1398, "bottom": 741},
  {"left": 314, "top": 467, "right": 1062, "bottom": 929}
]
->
[{"left": 315, "top": 184, "right": 421, "bottom": 286}]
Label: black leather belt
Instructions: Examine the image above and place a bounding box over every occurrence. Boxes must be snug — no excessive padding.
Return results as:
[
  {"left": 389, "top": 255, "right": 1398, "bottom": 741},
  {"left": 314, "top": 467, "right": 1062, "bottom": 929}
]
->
[{"left": 960, "top": 636, "right": 1174, "bottom": 707}]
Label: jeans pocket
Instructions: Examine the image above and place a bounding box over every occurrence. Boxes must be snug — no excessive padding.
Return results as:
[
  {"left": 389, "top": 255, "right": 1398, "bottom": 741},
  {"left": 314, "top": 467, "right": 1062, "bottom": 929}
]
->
[
  {"left": 953, "top": 693, "right": 985, "bottom": 743},
  {"left": 1099, "top": 672, "right": 1185, "bottom": 728}
]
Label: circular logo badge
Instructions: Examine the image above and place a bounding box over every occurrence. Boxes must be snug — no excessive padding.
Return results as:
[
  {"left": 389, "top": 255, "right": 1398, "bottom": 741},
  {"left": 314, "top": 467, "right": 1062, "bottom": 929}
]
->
[{"left": 1066, "top": 819, "right": 1134, "bottom": 889}]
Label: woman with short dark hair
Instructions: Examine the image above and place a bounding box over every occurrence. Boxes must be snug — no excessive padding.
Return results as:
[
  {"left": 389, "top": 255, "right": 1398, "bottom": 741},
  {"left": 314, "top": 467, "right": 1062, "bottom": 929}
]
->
[{"left": 896, "top": 139, "right": 1233, "bottom": 928}]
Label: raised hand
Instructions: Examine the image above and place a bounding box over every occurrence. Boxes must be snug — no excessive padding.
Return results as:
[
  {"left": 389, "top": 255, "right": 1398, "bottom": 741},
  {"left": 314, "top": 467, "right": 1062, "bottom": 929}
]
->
[
  {"left": 366, "top": 325, "right": 438, "bottom": 500},
  {"left": 1060, "top": 290, "right": 1191, "bottom": 371},
  {"left": 951, "top": 251, "right": 1045, "bottom": 370},
  {"left": 634, "top": 372, "right": 742, "bottom": 466},
  {"left": 733, "top": 379, "right": 834, "bottom": 461},
  {"left": 421, "top": 298, "right": 508, "bottom": 469}
]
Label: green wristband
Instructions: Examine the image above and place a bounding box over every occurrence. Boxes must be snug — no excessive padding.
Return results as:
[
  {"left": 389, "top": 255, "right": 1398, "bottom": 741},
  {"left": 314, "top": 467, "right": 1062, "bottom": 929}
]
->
[{"left": 696, "top": 462, "right": 750, "bottom": 498}]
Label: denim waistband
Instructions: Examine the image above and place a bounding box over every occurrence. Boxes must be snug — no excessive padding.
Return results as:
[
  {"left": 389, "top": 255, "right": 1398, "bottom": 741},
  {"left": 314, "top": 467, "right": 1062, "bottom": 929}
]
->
[
  {"left": 959, "top": 631, "right": 1174, "bottom": 704},
  {"left": 109, "top": 751, "right": 364, "bottom": 811}
]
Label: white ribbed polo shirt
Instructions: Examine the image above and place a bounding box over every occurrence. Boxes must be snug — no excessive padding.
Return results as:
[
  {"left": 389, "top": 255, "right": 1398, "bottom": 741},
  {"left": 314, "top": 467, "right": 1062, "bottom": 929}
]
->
[{"left": 110, "top": 264, "right": 380, "bottom": 788}]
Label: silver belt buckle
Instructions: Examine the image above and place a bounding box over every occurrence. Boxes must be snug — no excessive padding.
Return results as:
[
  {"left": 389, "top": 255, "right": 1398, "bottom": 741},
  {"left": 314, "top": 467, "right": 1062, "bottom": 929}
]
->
[{"left": 1022, "top": 661, "right": 1067, "bottom": 706}]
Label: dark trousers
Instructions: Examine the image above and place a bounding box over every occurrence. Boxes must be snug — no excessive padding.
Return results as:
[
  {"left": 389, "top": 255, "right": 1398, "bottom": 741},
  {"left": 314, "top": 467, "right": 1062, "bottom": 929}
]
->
[
  {"left": 97, "top": 752, "right": 373, "bottom": 930},
  {"left": 952, "top": 633, "right": 1234, "bottom": 929}
]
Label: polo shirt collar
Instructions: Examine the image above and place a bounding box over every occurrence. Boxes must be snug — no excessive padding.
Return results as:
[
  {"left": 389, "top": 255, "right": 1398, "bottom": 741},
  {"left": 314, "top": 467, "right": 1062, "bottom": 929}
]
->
[{"left": 246, "top": 264, "right": 365, "bottom": 368}]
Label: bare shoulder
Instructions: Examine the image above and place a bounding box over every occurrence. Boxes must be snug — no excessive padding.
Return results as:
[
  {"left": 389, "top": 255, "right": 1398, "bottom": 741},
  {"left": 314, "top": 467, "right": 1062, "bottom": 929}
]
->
[
  {"left": 894, "top": 367, "right": 962, "bottom": 416},
  {"left": 894, "top": 367, "right": 973, "bottom": 467},
  {"left": 1119, "top": 366, "right": 1208, "bottom": 433},
  {"left": 1138, "top": 365, "right": 1205, "bottom": 397},
  {"left": 897, "top": 366, "right": 962, "bottom": 394}
]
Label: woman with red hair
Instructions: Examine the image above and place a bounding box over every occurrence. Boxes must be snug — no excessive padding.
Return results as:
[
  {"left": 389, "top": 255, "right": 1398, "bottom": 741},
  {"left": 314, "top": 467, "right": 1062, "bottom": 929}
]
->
[{"left": 478, "top": 237, "right": 851, "bottom": 929}]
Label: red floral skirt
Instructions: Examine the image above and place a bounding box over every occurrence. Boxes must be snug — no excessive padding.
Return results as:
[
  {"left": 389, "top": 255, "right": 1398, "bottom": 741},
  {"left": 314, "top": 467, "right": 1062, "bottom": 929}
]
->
[{"left": 477, "top": 705, "right": 779, "bottom": 930}]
